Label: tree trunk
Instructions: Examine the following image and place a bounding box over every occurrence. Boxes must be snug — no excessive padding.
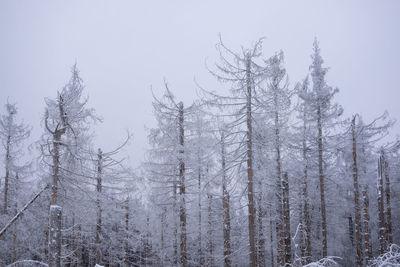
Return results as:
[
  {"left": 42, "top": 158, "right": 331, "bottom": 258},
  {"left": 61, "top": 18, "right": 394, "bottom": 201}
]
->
[
  {"left": 198, "top": 166, "right": 203, "bottom": 266},
  {"left": 377, "top": 154, "right": 387, "bottom": 253},
  {"left": 3, "top": 135, "right": 11, "bottom": 214},
  {"left": 124, "top": 198, "right": 130, "bottom": 267},
  {"left": 173, "top": 180, "right": 178, "bottom": 265},
  {"left": 51, "top": 133, "right": 62, "bottom": 205},
  {"left": 11, "top": 173, "right": 18, "bottom": 263},
  {"left": 282, "top": 172, "right": 291, "bottom": 265},
  {"left": 302, "top": 107, "right": 312, "bottom": 264},
  {"left": 245, "top": 57, "right": 257, "bottom": 267},
  {"left": 269, "top": 215, "right": 275, "bottom": 267},
  {"left": 257, "top": 180, "right": 265, "bottom": 267},
  {"left": 76, "top": 224, "right": 82, "bottom": 267},
  {"left": 178, "top": 102, "right": 187, "bottom": 267},
  {"left": 221, "top": 133, "right": 231, "bottom": 267},
  {"left": 348, "top": 216, "right": 354, "bottom": 247},
  {"left": 382, "top": 152, "right": 393, "bottom": 245},
  {"left": 206, "top": 193, "right": 214, "bottom": 267},
  {"left": 48, "top": 205, "right": 62, "bottom": 267},
  {"left": 95, "top": 148, "right": 103, "bottom": 265},
  {"left": 362, "top": 186, "right": 372, "bottom": 264},
  {"left": 351, "top": 117, "right": 363, "bottom": 266},
  {"left": 317, "top": 105, "right": 328, "bottom": 257}
]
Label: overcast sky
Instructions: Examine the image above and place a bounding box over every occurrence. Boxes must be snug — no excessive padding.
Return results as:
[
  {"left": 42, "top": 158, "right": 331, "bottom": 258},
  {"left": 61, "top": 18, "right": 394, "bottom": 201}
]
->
[{"left": 1, "top": 0, "right": 399, "bottom": 167}]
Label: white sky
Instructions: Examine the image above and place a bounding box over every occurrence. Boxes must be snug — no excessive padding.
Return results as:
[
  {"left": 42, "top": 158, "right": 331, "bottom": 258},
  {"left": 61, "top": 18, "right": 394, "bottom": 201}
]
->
[{"left": 1, "top": 0, "right": 399, "bottom": 167}]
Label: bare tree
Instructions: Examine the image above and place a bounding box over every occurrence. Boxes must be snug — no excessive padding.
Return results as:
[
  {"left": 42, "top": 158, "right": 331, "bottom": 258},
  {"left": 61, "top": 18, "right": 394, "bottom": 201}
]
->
[
  {"left": 203, "top": 37, "right": 267, "bottom": 267},
  {"left": 0, "top": 102, "right": 30, "bottom": 214}
]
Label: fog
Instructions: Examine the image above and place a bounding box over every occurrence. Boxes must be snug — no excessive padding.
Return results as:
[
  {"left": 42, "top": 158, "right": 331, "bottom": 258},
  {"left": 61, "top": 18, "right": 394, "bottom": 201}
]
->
[{"left": 1, "top": 0, "right": 399, "bottom": 166}]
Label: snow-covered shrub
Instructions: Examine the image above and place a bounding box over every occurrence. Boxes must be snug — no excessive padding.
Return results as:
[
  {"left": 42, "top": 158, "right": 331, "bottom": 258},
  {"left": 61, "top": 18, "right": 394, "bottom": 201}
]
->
[
  {"left": 369, "top": 244, "right": 400, "bottom": 267},
  {"left": 302, "top": 257, "right": 340, "bottom": 267}
]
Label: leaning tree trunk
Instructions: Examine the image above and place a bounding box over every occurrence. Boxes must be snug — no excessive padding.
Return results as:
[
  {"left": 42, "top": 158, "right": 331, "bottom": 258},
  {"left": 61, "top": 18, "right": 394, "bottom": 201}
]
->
[
  {"left": 362, "top": 186, "right": 373, "bottom": 264},
  {"left": 95, "top": 148, "right": 103, "bottom": 265},
  {"left": 245, "top": 57, "right": 257, "bottom": 267},
  {"left": 377, "top": 154, "right": 387, "bottom": 253},
  {"left": 351, "top": 117, "right": 363, "bottom": 266},
  {"left": 221, "top": 132, "right": 232, "bottom": 267},
  {"left": 178, "top": 102, "right": 187, "bottom": 267},
  {"left": 317, "top": 105, "right": 328, "bottom": 257}
]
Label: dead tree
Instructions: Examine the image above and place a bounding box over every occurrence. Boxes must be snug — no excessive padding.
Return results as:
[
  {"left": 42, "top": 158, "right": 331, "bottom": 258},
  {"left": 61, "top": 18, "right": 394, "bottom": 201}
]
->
[
  {"left": 245, "top": 55, "right": 258, "bottom": 267},
  {"left": 348, "top": 216, "right": 354, "bottom": 247},
  {"left": 0, "top": 103, "right": 30, "bottom": 215},
  {"left": 204, "top": 37, "right": 266, "bottom": 267},
  {"left": 48, "top": 205, "right": 62, "bottom": 267},
  {"left": 351, "top": 116, "right": 363, "bottom": 266},
  {"left": 382, "top": 151, "right": 393, "bottom": 245},
  {"left": 95, "top": 148, "right": 103, "bottom": 265},
  {"left": 221, "top": 132, "right": 232, "bottom": 267},
  {"left": 308, "top": 40, "right": 343, "bottom": 257},
  {"left": 298, "top": 77, "right": 312, "bottom": 264},
  {"left": 198, "top": 166, "right": 203, "bottom": 267},
  {"left": 257, "top": 184, "right": 265, "bottom": 267},
  {"left": 173, "top": 180, "right": 178, "bottom": 265},
  {"left": 362, "top": 186, "right": 373, "bottom": 263},
  {"left": 377, "top": 154, "right": 387, "bottom": 253},
  {"left": 206, "top": 192, "right": 214, "bottom": 267},
  {"left": 282, "top": 172, "right": 291, "bottom": 265},
  {"left": 11, "top": 173, "right": 19, "bottom": 263},
  {"left": 269, "top": 214, "right": 275, "bottom": 267},
  {"left": 178, "top": 102, "right": 187, "bottom": 267},
  {"left": 3, "top": 133, "right": 11, "bottom": 214}
]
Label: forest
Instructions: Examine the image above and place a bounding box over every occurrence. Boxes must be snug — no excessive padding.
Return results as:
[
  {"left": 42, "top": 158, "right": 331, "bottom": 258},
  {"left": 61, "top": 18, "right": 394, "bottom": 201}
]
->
[{"left": 0, "top": 35, "right": 399, "bottom": 267}]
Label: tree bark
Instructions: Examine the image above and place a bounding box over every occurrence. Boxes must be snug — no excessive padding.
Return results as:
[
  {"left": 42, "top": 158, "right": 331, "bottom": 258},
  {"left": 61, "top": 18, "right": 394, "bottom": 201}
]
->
[
  {"left": 348, "top": 216, "right": 354, "bottom": 247},
  {"left": 124, "top": 198, "right": 130, "bottom": 267},
  {"left": 48, "top": 205, "right": 62, "bottom": 267},
  {"left": 221, "top": 132, "right": 231, "bottom": 267},
  {"left": 382, "top": 152, "right": 393, "bottom": 245},
  {"left": 377, "top": 154, "right": 387, "bottom": 253},
  {"left": 178, "top": 102, "right": 187, "bottom": 267},
  {"left": 76, "top": 224, "right": 82, "bottom": 267},
  {"left": 302, "top": 104, "right": 312, "bottom": 264},
  {"left": 95, "top": 148, "right": 103, "bottom": 265},
  {"left": 206, "top": 193, "right": 214, "bottom": 267},
  {"left": 351, "top": 116, "right": 363, "bottom": 266},
  {"left": 245, "top": 57, "right": 257, "bottom": 267},
  {"left": 173, "top": 180, "right": 178, "bottom": 265},
  {"left": 317, "top": 105, "right": 328, "bottom": 257},
  {"left": 11, "top": 173, "right": 18, "bottom": 263},
  {"left": 198, "top": 166, "right": 203, "bottom": 266},
  {"left": 3, "top": 135, "right": 11, "bottom": 214},
  {"left": 257, "top": 180, "right": 265, "bottom": 267},
  {"left": 282, "top": 172, "right": 291, "bottom": 265},
  {"left": 269, "top": 215, "right": 275, "bottom": 267},
  {"left": 362, "top": 187, "right": 372, "bottom": 264}
]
